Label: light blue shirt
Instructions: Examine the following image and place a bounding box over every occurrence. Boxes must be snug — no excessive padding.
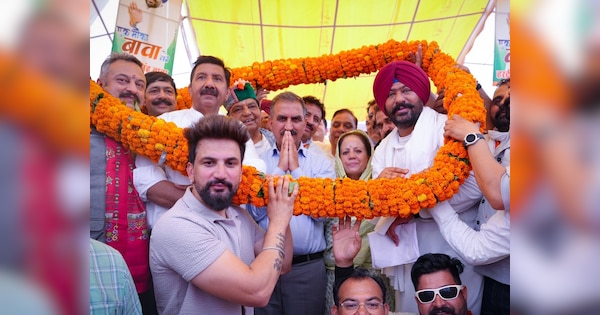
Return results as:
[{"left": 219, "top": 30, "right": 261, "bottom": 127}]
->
[{"left": 248, "top": 144, "right": 336, "bottom": 255}]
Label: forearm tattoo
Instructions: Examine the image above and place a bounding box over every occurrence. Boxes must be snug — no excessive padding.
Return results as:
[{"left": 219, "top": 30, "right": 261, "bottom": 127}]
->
[{"left": 273, "top": 232, "right": 285, "bottom": 271}]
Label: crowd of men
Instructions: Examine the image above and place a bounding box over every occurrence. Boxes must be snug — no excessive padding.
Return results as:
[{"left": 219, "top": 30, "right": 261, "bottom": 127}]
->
[{"left": 90, "top": 52, "right": 510, "bottom": 315}]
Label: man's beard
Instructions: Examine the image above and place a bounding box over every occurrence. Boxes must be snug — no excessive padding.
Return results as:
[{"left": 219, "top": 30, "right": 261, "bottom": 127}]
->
[
  {"left": 196, "top": 179, "right": 237, "bottom": 211},
  {"left": 428, "top": 306, "right": 459, "bottom": 315},
  {"left": 492, "top": 97, "right": 510, "bottom": 132},
  {"left": 388, "top": 101, "right": 421, "bottom": 129}
]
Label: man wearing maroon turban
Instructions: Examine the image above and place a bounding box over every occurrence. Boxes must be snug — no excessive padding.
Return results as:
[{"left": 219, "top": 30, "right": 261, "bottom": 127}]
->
[
  {"left": 368, "top": 60, "right": 484, "bottom": 314},
  {"left": 372, "top": 60, "right": 431, "bottom": 137}
]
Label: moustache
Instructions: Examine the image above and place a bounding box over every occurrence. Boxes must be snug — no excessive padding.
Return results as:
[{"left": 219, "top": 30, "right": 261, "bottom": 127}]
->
[
  {"left": 279, "top": 129, "right": 298, "bottom": 136},
  {"left": 151, "top": 98, "right": 173, "bottom": 106},
  {"left": 119, "top": 92, "right": 140, "bottom": 103},
  {"left": 200, "top": 87, "right": 219, "bottom": 97},
  {"left": 429, "top": 306, "right": 456, "bottom": 315},
  {"left": 206, "top": 179, "right": 233, "bottom": 190},
  {"left": 391, "top": 102, "right": 414, "bottom": 114}
]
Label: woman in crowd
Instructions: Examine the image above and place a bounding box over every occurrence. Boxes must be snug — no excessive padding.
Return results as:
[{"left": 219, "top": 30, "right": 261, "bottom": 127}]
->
[{"left": 324, "top": 130, "right": 395, "bottom": 314}]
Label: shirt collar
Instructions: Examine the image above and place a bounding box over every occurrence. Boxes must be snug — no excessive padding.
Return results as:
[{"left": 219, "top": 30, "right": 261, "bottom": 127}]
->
[{"left": 270, "top": 143, "right": 307, "bottom": 158}]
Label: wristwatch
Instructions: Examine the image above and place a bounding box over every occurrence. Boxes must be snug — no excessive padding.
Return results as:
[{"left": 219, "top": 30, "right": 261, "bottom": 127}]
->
[{"left": 463, "top": 133, "right": 484, "bottom": 148}]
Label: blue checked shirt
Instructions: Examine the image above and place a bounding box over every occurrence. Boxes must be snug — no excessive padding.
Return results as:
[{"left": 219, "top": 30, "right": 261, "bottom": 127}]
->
[{"left": 90, "top": 239, "right": 142, "bottom": 315}]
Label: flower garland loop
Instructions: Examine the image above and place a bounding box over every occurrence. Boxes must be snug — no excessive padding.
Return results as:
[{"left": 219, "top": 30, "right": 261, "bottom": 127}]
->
[{"left": 89, "top": 39, "right": 485, "bottom": 219}]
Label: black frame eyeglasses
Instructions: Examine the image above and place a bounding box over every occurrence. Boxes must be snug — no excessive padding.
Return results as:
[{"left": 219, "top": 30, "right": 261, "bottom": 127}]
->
[{"left": 339, "top": 300, "right": 384, "bottom": 311}]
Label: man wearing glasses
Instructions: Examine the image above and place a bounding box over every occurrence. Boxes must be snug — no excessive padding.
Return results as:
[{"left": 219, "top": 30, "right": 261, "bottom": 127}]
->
[
  {"left": 411, "top": 253, "right": 470, "bottom": 315},
  {"left": 333, "top": 218, "right": 470, "bottom": 315},
  {"left": 331, "top": 267, "right": 390, "bottom": 315}
]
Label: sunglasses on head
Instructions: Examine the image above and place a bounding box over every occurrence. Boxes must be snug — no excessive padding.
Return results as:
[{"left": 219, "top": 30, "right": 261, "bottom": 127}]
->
[{"left": 415, "top": 284, "right": 464, "bottom": 303}]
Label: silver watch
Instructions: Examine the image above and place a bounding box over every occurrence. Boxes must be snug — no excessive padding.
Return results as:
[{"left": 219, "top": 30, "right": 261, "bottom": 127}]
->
[{"left": 463, "top": 133, "right": 484, "bottom": 148}]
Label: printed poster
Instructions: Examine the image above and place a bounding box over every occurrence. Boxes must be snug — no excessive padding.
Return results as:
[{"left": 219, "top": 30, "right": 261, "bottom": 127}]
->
[
  {"left": 494, "top": 0, "right": 510, "bottom": 83},
  {"left": 112, "top": 0, "right": 183, "bottom": 74}
]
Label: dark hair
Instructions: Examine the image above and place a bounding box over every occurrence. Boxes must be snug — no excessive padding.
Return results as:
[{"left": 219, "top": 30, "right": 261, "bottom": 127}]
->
[
  {"left": 145, "top": 0, "right": 160, "bottom": 8},
  {"left": 332, "top": 108, "right": 358, "bottom": 127},
  {"left": 497, "top": 78, "right": 510, "bottom": 87},
  {"left": 99, "top": 52, "right": 143, "bottom": 82},
  {"left": 333, "top": 267, "right": 387, "bottom": 306},
  {"left": 184, "top": 115, "right": 249, "bottom": 164},
  {"left": 411, "top": 253, "right": 464, "bottom": 290},
  {"left": 338, "top": 130, "right": 372, "bottom": 158},
  {"left": 302, "top": 95, "right": 326, "bottom": 121},
  {"left": 373, "top": 104, "right": 382, "bottom": 113},
  {"left": 270, "top": 91, "right": 307, "bottom": 116},
  {"left": 145, "top": 71, "right": 177, "bottom": 96},
  {"left": 189, "top": 56, "right": 231, "bottom": 86},
  {"left": 367, "top": 99, "right": 378, "bottom": 112}
]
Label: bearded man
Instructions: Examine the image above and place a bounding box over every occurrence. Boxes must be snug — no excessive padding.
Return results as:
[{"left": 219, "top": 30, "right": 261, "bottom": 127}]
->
[
  {"left": 150, "top": 115, "right": 297, "bottom": 315},
  {"left": 369, "top": 61, "right": 484, "bottom": 314}
]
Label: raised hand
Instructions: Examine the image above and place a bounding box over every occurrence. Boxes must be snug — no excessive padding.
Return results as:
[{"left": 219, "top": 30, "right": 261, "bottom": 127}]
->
[
  {"left": 332, "top": 216, "right": 362, "bottom": 267},
  {"left": 278, "top": 131, "right": 299, "bottom": 172},
  {"left": 443, "top": 114, "right": 480, "bottom": 141},
  {"left": 277, "top": 131, "right": 290, "bottom": 171},
  {"left": 409, "top": 42, "right": 423, "bottom": 68},
  {"left": 256, "top": 88, "right": 271, "bottom": 104},
  {"left": 128, "top": 2, "right": 143, "bottom": 27},
  {"left": 285, "top": 131, "right": 299, "bottom": 171},
  {"left": 266, "top": 175, "right": 298, "bottom": 226}
]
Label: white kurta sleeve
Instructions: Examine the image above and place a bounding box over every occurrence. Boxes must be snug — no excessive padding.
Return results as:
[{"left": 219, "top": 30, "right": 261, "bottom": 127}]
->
[{"left": 430, "top": 201, "right": 510, "bottom": 265}]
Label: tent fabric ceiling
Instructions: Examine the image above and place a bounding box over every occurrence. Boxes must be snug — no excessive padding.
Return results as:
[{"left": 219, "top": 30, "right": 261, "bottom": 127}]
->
[
  {"left": 186, "top": 0, "right": 493, "bottom": 120},
  {"left": 91, "top": 0, "right": 494, "bottom": 121}
]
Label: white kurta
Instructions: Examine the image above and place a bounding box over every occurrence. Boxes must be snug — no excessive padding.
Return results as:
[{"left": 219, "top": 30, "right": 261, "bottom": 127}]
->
[{"left": 369, "top": 107, "right": 484, "bottom": 314}]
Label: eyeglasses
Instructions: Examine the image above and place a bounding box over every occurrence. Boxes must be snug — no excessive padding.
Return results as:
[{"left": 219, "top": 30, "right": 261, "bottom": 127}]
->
[
  {"left": 339, "top": 300, "right": 384, "bottom": 311},
  {"left": 415, "top": 285, "right": 464, "bottom": 303}
]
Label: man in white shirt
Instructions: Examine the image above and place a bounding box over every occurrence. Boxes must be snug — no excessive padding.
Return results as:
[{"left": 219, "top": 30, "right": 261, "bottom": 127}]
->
[
  {"left": 134, "top": 56, "right": 266, "bottom": 229},
  {"left": 428, "top": 79, "right": 511, "bottom": 314},
  {"left": 369, "top": 61, "right": 483, "bottom": 314}
]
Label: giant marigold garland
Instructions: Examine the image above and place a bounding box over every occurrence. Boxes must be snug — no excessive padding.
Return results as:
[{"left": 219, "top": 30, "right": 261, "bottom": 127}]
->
[{"left": 90, "top": 39, "right": 485, "bottom": 219}]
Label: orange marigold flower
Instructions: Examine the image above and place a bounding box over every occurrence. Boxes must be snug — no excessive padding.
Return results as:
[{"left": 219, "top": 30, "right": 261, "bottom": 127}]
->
[{"left": 90, "top": 39, "right": 482, "bottom": 219}]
